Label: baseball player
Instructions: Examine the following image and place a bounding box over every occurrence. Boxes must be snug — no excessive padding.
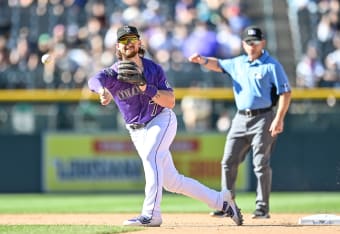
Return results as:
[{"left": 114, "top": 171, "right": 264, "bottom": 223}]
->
[
  {"left": 88, "top": 25, "right": 243, "bottom": 227},
  {"left": 188, "top": 25, "right": 291, "bottom": 219}
]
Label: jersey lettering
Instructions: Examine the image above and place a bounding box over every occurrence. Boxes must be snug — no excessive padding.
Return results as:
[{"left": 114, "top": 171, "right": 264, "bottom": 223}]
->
[
  {"left": 149, "top": 100, "right": 159, "bottom": 116},
  {"left": 117, "top": 86, "right": 140, "bottom": 100}
]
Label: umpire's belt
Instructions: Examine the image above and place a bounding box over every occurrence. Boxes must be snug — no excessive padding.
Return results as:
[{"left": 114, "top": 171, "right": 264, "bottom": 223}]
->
[
  {"left": 238, "top": 107, "right": 272, "bottom": 117},
  {"left": 128, "top": 123, "right": 146, "bottom": 130}
]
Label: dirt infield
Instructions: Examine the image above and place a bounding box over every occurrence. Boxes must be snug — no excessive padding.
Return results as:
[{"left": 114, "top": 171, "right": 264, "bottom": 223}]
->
[{"left": 0, "top": 213, "right": 339, "bottom": 234}]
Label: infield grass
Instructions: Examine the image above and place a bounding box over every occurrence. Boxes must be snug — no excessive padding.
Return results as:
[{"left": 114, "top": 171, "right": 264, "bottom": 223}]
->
[
  {"left": 0, "top": 225, "right": 139, "bottom": 234},
  {"left": 0, "top": 192, "right": 339, "bottom": 234},
  {"left": 0, "top": 192, "right": 339, "bottom": 214}
]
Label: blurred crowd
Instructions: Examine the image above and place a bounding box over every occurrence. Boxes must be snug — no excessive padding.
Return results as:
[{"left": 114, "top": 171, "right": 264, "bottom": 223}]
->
[
  {"left": 292, "top": 0, "right": 340, "bottom": 88},
  {"left": 0, "top": 0, "right": 251, "bottom": 90},
  {"left": 1, "top": 0, "right": 339, "bottom": 133},
  {"left": 1, "top": 0, "right": 340, "bottom": 91}
]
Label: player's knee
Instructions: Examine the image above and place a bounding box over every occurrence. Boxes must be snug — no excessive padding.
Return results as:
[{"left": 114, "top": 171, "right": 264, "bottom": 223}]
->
[{"left": 163, "top": 174, "right": 184, "bottom": 193}]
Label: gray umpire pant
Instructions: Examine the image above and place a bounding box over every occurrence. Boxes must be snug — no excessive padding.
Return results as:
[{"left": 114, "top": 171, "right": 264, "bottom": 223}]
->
[{"left": 221, "top": 110, "right": 276, "bottom": 213}]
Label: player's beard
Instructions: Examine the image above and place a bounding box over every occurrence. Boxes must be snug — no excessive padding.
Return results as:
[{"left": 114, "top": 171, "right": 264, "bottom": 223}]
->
[{"left": 122, "top": 47, "right": 138, "bottom": 59}]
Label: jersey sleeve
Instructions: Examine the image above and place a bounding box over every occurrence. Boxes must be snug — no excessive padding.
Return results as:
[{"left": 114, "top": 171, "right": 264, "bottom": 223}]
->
[
  {"left": 152, "top": 62, "right": 173, "bottom": 91},
  {"left": 88, "top": 67, "right": 117, "bottom": 93},
  {"left": 138, "top": 58, "right": 173, "bottom": 92},
  {"left": 217, "top": 58, "right": 235, "bottom": 76},
  {"left": 271, "top": 63, "right": 291, "bottom": 95}
]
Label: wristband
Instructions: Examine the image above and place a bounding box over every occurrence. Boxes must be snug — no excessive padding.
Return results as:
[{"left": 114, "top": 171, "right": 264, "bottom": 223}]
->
[{"left": 143, "top": 85, "right": 158, "bottom": 98}]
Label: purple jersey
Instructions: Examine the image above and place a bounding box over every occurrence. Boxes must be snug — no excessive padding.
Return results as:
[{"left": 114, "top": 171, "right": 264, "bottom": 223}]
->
[{"left": 88, "top": 57, "right": 173, "bottom": 124}]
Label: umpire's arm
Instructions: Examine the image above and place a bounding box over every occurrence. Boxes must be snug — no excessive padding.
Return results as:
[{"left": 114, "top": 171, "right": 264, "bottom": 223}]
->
[
  {"left": 188, "top": 53, "right": 223, "bottom": 72},
  {"left": 270, "top": 91, "right": 291, "bottom": 137}
]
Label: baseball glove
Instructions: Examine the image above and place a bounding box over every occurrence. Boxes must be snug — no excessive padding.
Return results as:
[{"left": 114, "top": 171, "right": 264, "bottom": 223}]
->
[{"left": 117, "top": 60, "right": 146, "bottom": 86}]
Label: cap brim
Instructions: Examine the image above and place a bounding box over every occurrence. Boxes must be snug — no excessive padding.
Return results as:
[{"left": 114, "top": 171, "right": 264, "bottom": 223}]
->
[
  {"left": 118, "top": 33, "right": 140, "bottom": 40},
  {"left": 243, "top": 36, "right": 261, "bottom": 41}
]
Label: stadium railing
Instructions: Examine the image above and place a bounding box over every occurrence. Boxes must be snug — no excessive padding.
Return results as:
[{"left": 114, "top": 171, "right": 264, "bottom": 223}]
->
[{"left": 1, "top": 88, "right": 340, "bottom": 102}]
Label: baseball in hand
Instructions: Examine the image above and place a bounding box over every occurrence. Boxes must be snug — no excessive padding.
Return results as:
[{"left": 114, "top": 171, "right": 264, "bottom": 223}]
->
[{"left": 41, "top": 53, "right": 52, "bottom": 64}]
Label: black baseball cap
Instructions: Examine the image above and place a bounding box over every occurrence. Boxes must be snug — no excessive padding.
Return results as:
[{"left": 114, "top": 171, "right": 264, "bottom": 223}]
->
[
  {"left": 242, "top": 26, "right": 264, "bottom": 41},
  {"left": 117, "top": 25, "right": 140, "bottom": 40}
]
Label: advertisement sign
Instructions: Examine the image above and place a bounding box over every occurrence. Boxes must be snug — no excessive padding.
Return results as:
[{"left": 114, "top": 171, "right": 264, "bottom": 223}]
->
[
  {"left": 42, "top": 133, "right": 145, "bottom": 192},
  {"left": 169, "top": 134, "right": 249, "bottom": 190},
  {"left": 43, "top": 132, "right": 249, "bottom": 192}
]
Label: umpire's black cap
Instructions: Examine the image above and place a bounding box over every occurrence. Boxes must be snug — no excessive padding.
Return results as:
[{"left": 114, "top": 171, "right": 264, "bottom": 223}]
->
[
  {"left": 117, "top": 25, "right": 140, "bottom": 40},
  {"left": 242, "top": 26, "right": 264, "bottom": 41}
]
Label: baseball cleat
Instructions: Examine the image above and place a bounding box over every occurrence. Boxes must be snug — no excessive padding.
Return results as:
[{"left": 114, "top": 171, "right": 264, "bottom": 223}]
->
[
  {"left": 123, "top": 215, "right": 162, "bottom": 227},
  {"left": 209, "top": 210, "right": 228, "bottom": 217},
  {"left": 252, "top": 209, "right": 270, "bottom": 219},
  {"left": 221, "top": 190, "right": 244, "bottom": 225}
]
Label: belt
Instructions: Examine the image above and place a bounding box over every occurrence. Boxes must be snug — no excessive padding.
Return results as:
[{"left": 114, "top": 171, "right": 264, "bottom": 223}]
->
[
  {"left": 238, "top": 107, "right": 272, "bottom": 117},
  {"left": 128, "top": 123, "right": 146, "bottom": 130},
  {"left": 128, "top": 115, "right": 157, "bottom": 130}
]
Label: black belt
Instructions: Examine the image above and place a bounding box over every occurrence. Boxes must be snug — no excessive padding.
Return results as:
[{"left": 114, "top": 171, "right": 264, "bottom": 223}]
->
[
  {"left": 128, "top": 116, "right": 156, "bottom": 130},
  {"left": 238, "top": 107, "right": 272, "bottom": 117},
  {"left": 128, "top": 123, "right": 146, "bottom": 130}
]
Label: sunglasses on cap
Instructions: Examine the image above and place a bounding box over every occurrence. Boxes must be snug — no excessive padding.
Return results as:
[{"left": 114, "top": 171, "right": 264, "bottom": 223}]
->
[
  {"left": 118, "top": 36, "right": 139, "bottom": 45},
  {"left": 245, "top": 40, "right": 262, "bottom": 46}
]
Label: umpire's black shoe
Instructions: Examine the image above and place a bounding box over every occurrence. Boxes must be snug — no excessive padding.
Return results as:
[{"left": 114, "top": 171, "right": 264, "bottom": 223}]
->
[{"left": 252, "top": 209, "right": 270, "bottom": 219}]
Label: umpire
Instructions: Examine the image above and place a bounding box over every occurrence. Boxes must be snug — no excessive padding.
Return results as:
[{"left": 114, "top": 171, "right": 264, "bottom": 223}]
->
[{"left": 188, "top": 25, "right": 291, "bottom": 219}]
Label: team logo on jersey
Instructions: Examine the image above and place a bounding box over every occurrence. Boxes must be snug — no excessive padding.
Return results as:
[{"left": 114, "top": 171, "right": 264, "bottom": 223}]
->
[
  {"left": 254, "top": 72, "right": 262, "bottom": 79},
  {"left": 165, "top": 80, "right": 172, "bottom": 88},
  {"left": 281, "top": 83, "right": 290, "bottom": 91}
]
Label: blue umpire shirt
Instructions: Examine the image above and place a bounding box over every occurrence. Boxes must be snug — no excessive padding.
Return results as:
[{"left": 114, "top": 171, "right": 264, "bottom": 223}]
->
[{"left": 218, "top": 50, "right": 291, "bottom": 110}]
